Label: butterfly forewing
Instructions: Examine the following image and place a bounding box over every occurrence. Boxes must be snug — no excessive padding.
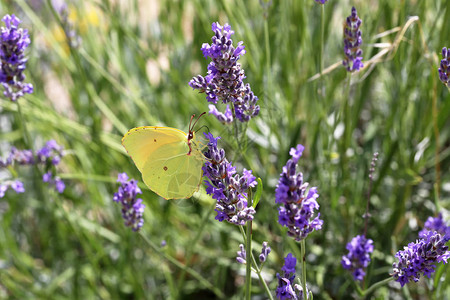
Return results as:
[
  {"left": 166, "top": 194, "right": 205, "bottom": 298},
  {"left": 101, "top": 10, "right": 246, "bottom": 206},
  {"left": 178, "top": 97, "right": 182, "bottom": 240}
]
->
[
  {"left": 142, "top": 139, "right": 204, "bottom": 199},
  {"left": 122, "top": 126, "right": 188, "bottom": 172}
]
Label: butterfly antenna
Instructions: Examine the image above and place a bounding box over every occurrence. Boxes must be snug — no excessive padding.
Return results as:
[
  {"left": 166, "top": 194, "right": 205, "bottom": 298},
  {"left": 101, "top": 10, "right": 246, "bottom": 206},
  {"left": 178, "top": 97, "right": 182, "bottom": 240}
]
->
[
  {"left": 187, "top": 112, "right": 206, "bottom": 155},
  {"left": 189, "top": 112, "right": 206, "bottom": 133}
]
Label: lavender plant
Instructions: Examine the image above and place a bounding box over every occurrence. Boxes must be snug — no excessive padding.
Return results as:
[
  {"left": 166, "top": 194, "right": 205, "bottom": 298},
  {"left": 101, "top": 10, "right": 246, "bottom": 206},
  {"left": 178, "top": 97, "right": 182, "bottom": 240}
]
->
[
  {"left": 113, "top": 173, "right": 145, "bottom": 231},
  {"left": 273, "top": 145, "right": 322, "bottom": 299},
  {"left": 342, "top": 7, "right": 363, "bottom": 72},
  {"left": 0, "top": 140, "right": 66, "bottom": 194},
  {"left": 341, "top": 235, "right": 374, "bottom": 281},
  {"left": 419, "top": 213, "right": 450, "bottom": 241},
  {"left": 56, "top": 3, "right": 82, "bottom": 49},
  {"left": 0, "top": 14, "right": 33, "bottom": 101},
  {"left": 392, "top": 231, "right": 450, "bottom": 287},
  {"left": 3, "top": 2, "right": 450, "bottom": 299},
  {"left": 188, "top": 21, "right": 268, "bottom": 300},
  {"left": 235, "top": 242, "right": 271, "bottom": 265},
  {"left": 202, "top": 132, "right": 256, "bottom": 225},
  {"left": 275, "top": 253, "right": 309, "bottom": 300},
  {"left": 275, "top": 144, "right": 323, "bottom": 241},
  {"left": 42, "top": 171, "right": 65, "bottom": 193},
  {"left": 259, "top": 241, "right": 271, "bottom": 263},
  {"left": 0, "top": 179, "right": 25, "bottom": 198},
  {"left": 438, "top": 47, "right": 449, "bottom": 86},
  {"left": 341, "top": 153, "right": 377, "bottom": 282},
  {"left": 189, "top": 22, "right": 259, "bottom": 124},
  {"left": 236, "top": 243, "right": 246, "bottom": 264}
]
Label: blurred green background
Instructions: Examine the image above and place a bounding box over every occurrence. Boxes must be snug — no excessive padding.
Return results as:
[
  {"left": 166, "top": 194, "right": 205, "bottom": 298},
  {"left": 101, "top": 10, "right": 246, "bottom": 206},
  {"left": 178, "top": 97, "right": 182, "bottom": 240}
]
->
[{"left": 0, "top": 0, "right": 449, "bottom": 299}]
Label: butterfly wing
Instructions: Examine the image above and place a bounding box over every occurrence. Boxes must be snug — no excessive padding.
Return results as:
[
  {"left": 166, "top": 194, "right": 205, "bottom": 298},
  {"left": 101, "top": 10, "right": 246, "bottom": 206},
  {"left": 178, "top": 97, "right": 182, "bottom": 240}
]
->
[
  {"left": 122, "top": 127, "right": 204, "bottom": 200},
  {"left": 142, "top": 133, "right": 204, "bottom": 199},
  {"left": 122, "top": 126, "right": 188, "bottom": 172}
]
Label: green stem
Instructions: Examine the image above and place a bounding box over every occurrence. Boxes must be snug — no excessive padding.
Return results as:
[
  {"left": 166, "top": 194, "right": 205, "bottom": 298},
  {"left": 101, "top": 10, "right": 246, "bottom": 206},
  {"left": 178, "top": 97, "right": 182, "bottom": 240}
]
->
[
  {"left": 245, "top": 188, "right": 253, "bottom": 300},
  {"left": 231, "top": 104, "right": 242, "bottom": 160},
  {"left": 300, "top": 239, "right": 307, "bottom": 300},
  {"left": 139, "top": 231, "right": 225, "bottom": 299},
  {"left": 239, "top": 226, "right": 274, "bottom": 300},
  {"left": 16, "top": 101, "right": 32, "bottom": 150},
  {"left": 175, "top": 201, "right": 216, "bottom": 297},
  {"left": 431, "top": 78, "right": 440, "bottom": 199},
  {"left": 264, "top": 14, "right": 272, "bottom": 110},
  {"left": 264, "top": 9, "right": 280, "bottom": 150},
  {"left": 361, "top": 277, "right": 394, "bottom": 297},
  {"left": 340, "top": 75, "right": 352, "bottom": 192},
  {"left": 17, "top": 100, "right": 46, "bottom": 200},
  {"left": 320, "top": 4, "right": 325, "bottom": 80}
]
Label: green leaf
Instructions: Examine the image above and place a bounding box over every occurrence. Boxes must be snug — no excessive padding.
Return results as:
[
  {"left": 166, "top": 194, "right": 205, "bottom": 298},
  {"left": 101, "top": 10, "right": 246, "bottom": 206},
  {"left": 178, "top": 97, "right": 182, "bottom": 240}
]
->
[{"left": 252, "top": 178, "right": 263, "bottom": 209}]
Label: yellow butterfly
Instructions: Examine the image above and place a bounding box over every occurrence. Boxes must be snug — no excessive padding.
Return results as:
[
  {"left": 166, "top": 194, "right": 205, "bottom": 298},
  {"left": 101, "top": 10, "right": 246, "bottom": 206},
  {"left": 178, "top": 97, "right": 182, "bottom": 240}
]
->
[{"left": 122, "top": 114, "right": 205, "bottom": 200}]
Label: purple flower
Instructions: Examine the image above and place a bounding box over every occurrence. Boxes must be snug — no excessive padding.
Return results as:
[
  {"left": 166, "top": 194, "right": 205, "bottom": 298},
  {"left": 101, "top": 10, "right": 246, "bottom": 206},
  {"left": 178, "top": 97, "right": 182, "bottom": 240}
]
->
[
  {"left": 341, "top": 235, "right": 374, "bottom": 281},
  {"left": 117, "top": 172, "right": 129, "bottom": 184},
  {"left": 208, "top": 104, "right": 233, "bottom": 124},
  {"left": 42, "top": 171, "right": 65, "bottom": 193},
  {"left": 392, "top": 231, "right": 450, "bottom": 287},
  {"left": 281, "top": 253, "right": 297, "bottom": 274},
  {"left": 0, "top": 184, "right": 7, "bottom": 197},
  {"left": 276, "top": 253, "right": 308, "bottom": 300},
  {"left": 56, "top": 4, "right": 82, "bottom": 49},
  {"left": 1, "top": 140, "right": 64, "bottom": 168},
  {"left": 0, "top": 14, "right": 33, "bottom": 101},
  {"left": 438, "top": 47, "right": 449, "bottom": 85},
  {"left": 189, "top": 22, "right": 259, "bottom": 123},
  {"left": 236, "top": 244, "right": 246, "bottom": 264},
  {"left": 36, "top": 140, "right": 64, "bottom": 165},
  {"left": 1, "top": 141, "right": 66, "bottom": 195},
  {"left": 113, "top": 173, "right": 145, "bottom": 231},
  {"left": 54, "top": 178, "right": 65, "bottom": 193},
  {"left": 1, "top": 147, "right": 34, "bottom": 167},
  {"left": 342, "top": 7, "right": 363, "bottom": 72},
  {"left": 42, "top": 171, "right": 52, "bottom": 182},
  {"left": 202, "top": 132, "right": 256, "bottom": 225},
  {"left": 11, "top": 180, "right": 25, "bottom": 193},
  {"left": 275, "top": 145, "right": 323, "bottom": 241},
  {"left": 0, "top": 179, "right": 25, "bottom": 197},
  {"left": 259, "top": 241, "right": 271, "bottom": 263},
  {"left": 314, "top": 0, "right": 328, "bottom": 4},
  {"left": 419, "top": 213, "right": 450, "bottom": 242}
]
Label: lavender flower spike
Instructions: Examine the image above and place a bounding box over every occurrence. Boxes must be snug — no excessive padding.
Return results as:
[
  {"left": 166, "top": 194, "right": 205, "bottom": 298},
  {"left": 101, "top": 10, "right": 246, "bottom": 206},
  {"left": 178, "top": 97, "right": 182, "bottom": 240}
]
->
[
  {"left": 392, "top": 231, "right": 450, "bottom": 287},
  {"left": 189, "top": 22, "right": 259, "bottom": 123},
  {"left": 259, "top": 241, "right": 271, "bottom": 263},
  {"left": 236, "top": 244, "right": 246, "bottom": 264},
  {"left": 341, "top": 235, "right": 374, "bottom": 281},
  {"left": 276, "top": 253, "right": 297, "bottom": 300},
  {"left": 342, "top": 7, "right": 363, "bottom": 72},
  {"left": 113, "top": 173, "right": 145, "bottom": 231},
  {"left": 275, "top": 253, "right": 309, "bottom": 299},
  {"left": 0, "top": 180, "right": 25, "bottom": 198},
  {"left": 0, "top": 14, "right": 33, "bottom": 101},
  {"left": 42, "top": 171, "right": 65, "bottom": 193},
  {"left": 419, "top": 213, "right": 450, "bottom": 242},
  {"left": 275, "top": 145, "right": 323, "bottom": 241},
  {"left": 314, "top": 0, "right": 328, "bottom": 4},
  {"left": 202, "top": 132, "right": 256, "bottom": 225},
  {"left": 438, "top": 47, "right": 450, "bottom": 85}
]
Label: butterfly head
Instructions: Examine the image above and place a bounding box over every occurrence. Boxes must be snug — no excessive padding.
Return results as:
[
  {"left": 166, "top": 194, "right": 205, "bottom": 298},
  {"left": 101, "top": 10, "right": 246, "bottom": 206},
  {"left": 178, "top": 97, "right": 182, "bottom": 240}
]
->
[{"left": 187, "top": 112, "right": 206, "bottom": 155}]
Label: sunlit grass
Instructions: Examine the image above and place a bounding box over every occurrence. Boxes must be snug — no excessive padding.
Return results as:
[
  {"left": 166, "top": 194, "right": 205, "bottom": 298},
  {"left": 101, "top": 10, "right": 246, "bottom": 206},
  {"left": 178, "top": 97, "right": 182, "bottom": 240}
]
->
[{"left": 0, "top": 0, "right": 449, "bottom": 299}]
